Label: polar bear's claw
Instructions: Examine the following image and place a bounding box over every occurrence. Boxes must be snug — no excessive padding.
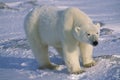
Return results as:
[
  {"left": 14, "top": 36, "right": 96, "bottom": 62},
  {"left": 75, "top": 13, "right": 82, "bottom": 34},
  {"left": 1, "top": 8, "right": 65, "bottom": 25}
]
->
[
  {"left": 71, "top": 69, "right": 85, "bottom": 74},
  {"left": 83, "top": 61, "right": 96, "bottom": 68},
  {"left": 39, "top": 64, "right": 59, "bottom": 70}
]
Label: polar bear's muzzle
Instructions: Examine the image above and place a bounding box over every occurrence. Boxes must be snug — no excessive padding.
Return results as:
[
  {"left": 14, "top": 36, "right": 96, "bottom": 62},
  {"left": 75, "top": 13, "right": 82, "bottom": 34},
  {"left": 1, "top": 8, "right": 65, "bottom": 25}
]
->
[{"left": 92, "top": 41, "right": 98, "bottom": 46}]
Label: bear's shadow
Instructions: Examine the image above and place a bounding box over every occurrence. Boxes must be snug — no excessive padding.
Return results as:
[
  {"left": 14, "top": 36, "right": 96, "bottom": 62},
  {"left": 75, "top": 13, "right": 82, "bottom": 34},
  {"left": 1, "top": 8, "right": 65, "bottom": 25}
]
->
[
  {"left": 0, "top": 56, "right": 67, "bottom": 73},
  {"left": 0, "top": 56, "right": 38, "bottom": 70},
  {"left": 0, "top": 38, "right": 66, "bottom": 73}
]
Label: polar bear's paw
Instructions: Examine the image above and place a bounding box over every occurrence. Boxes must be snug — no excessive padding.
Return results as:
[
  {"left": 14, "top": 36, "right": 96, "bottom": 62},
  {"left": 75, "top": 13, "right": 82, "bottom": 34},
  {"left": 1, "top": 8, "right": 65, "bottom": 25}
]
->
[
  {"left": 39, "top": 64, "right": 60, "bottom": 70},
  {"left": 71, "top": 69, "right": 85, "bottom": 74},
  {"left": 83, "top": 61, "right": 96, "bottom": 68}
]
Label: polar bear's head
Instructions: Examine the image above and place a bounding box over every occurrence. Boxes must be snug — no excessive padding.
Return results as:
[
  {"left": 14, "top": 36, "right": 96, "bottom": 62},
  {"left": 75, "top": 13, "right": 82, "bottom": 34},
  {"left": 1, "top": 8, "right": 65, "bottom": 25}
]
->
[{"left": 73, "top": 23, "right": 100, "bottom": 46}]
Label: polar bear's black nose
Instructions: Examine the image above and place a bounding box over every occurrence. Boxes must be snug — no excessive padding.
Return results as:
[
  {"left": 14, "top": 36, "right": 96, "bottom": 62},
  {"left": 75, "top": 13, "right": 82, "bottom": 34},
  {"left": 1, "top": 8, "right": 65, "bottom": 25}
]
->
[{"left": 93, "top": 41, "right": 98, "bottom": 46}]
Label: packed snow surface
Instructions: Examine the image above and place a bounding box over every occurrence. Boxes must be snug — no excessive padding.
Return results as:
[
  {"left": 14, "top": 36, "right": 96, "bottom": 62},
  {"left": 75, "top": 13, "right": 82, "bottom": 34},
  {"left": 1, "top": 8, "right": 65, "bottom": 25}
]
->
[{"left": 0, "top": 0, "right": 120, "bottom": 80}]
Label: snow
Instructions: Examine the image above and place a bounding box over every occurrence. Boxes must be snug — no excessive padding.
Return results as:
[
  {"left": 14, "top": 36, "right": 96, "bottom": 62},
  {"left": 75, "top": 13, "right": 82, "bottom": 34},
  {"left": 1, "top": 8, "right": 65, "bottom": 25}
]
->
[{"left": 0, "top": 0, "right": 120, "bottom": 80}]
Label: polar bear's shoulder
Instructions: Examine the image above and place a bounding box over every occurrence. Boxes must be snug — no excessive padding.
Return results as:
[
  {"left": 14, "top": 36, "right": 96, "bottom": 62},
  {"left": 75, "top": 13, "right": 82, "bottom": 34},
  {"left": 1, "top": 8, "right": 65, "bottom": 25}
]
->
[
  {"left": 65, "top": 7, "right": 89, "bottom": 18},
  {"left": 65, "top": 7, "right": 80, "bottom": 12},
  {"left": 64, "top": 7, "right": 92, "bottom": 25}
]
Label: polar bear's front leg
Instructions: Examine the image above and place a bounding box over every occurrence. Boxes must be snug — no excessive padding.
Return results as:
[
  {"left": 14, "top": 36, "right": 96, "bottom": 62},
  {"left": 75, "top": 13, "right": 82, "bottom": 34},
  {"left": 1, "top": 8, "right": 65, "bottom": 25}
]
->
[
  {"left": 62, "top": 43, "right": 84, "bottom": 74},
  {"left": 79, "top": 43, "right": 96, "bottom": 67}
]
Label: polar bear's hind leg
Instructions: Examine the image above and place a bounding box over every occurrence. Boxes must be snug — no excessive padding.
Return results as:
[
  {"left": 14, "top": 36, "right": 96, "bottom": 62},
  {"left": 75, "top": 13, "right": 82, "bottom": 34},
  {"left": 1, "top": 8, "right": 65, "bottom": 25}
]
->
[
  {"left": 26, "top": 28, "right": 59, "bottom": 69},
  {"left": 24, "top": 13, "right": 59, "bottom": 70}
]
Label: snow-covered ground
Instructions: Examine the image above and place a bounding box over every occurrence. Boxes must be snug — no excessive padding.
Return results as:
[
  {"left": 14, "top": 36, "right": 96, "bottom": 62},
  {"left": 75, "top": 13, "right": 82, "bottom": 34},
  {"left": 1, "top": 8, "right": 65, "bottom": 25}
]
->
[{"left": 0, "top": 0, "right": 120, "bottom": 80}]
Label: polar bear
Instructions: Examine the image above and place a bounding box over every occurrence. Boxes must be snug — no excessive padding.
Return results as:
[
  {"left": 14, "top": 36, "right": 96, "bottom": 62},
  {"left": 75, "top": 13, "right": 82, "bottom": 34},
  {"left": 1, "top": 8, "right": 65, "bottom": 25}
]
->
[{"left": 24, "top": 6, "right": 100, "bottom": 74}]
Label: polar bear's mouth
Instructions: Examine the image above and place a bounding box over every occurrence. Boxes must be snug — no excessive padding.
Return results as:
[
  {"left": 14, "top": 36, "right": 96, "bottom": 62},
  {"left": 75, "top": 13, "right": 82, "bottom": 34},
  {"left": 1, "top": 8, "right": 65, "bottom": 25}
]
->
[{"left": 92, "top": 41, "right": 98, "bottom": 46}]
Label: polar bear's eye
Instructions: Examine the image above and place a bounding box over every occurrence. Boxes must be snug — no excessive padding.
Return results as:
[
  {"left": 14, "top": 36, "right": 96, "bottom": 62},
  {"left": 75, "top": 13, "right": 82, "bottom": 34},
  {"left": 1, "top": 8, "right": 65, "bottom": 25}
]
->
[{"left": 96, "top": 32, "right": 98, "bottom": 34}]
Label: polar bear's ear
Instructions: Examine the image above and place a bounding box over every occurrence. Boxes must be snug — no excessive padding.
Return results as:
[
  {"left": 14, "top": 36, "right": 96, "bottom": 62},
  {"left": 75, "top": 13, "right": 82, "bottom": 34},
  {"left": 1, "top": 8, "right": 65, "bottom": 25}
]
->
[
  {"left": 75, "top": 26, "right": 81, "bottom": 32},
  {"left": 96, "top": 23, "right": 100, "bottom": 29}
]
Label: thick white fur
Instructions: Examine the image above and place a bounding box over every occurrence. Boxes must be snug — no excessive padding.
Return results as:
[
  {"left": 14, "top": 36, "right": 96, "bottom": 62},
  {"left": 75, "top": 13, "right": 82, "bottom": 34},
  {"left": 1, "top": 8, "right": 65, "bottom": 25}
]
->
[{"left": 24, "top": 6, "right": 100, "bottom": 73}]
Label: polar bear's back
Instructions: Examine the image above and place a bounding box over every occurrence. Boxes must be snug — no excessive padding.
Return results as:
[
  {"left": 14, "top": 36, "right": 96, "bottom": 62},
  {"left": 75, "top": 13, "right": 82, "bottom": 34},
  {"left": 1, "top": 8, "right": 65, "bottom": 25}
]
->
[
  {"left": 38, "top": 6, "right": 64, "bottom": 45},
  {"left": 25, "top": 6, "right": 64, "bottom": 46},
  {"left": 37, "top": 6, "right": 63, "bottom": 30}
]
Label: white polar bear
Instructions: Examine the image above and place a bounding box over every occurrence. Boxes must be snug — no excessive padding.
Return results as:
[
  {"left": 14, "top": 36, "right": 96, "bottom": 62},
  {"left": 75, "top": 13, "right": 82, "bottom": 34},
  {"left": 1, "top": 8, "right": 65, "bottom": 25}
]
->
[{"left": 24, "top": 6, "right": 100, "bottom": 74}]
